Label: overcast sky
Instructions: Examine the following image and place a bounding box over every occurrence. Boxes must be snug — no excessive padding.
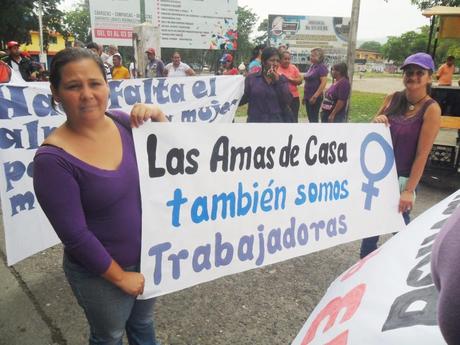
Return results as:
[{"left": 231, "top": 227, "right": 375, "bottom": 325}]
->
[{"left": 239, "top": 0, "right": 430, "bottom": 41}]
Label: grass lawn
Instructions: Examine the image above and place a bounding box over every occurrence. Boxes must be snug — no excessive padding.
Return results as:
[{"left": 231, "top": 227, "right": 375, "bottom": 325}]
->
[{"left": 236, "top": 88, "right": 386, "bottom": 123}]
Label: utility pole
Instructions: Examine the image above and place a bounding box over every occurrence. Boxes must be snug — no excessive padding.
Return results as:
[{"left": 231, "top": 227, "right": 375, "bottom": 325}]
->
[
  {"left": 38, "top": 0, "right": 47, "bottom": 69},
  {"left": 133, "top": 0, "right": 160, "bottom": 77},
  {"left": 140, "top": 0, "right": 146, "bottom": 23},
  {"left": 346, "top": 0, "right": 361, "bottom": 121}
]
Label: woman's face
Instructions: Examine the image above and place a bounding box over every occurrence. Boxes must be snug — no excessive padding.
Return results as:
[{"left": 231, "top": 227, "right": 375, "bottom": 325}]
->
[
  {"left": 52, "top": 58, "right": 109, "bottom": 122},
  {"left": 331, "top": 67, "right": 338, "bottom": 79},
  {"left": 263, "top": 54, "right": 280, "bottom": 70},
  {"left": 310, "top": 51, "right": 320, "bottom": 64},
  {"left": 280, "top": 53, "right": 291, "bottom": 68},
  {"left": 403, "top": 64, "right": 431, "bottom": 91}
]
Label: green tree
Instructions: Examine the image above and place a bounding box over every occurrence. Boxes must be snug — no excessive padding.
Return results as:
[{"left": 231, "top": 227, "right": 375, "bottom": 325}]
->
[
  {"left": 0, "top": 0, "right": 63, "bottom": 49},
  {"left": 63, "top": 1, "right": 91, "bottom": 43},
  {"left": 410, "top": 0, "right": 460, "bottom": 9},
  {"left": 382, "top": 29, "right": 429, "bottom": 64},
  {"left": 359, "top": 41, "right": 382, "bottom": 52},
  {"left": 381, "top": 24, "right": 460, "bottom": 65},
  {"left": 253, "top": 18, "right": 268, "bottom": 47},
  {"left": 237, "top": 6, "right": 258, "bottom": 62}
]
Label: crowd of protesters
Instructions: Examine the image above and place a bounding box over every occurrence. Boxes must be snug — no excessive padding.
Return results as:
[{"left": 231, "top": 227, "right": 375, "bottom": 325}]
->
[{"left": 0, "top": 40, "right": 359, "bottom": 124}]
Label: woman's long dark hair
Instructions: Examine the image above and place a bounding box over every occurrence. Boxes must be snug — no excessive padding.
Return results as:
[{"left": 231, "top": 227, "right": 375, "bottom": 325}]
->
[
  {"left": 333, "top": 62, "right": 348, "bottom": 79},
  {"left": 261, "top": 47, "right": 279, "bottom": 64}
]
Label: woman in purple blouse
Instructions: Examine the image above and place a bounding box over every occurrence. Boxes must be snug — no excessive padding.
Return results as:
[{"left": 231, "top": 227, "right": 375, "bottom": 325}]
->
[
  {"left": 239, "top": 47, "right": 293, "bottom": 123},
  {"left": 360, "top": 52, "right": 441, "bottom": 258},
  {"left": 303, "top": 47, "right": 328, "bottom": 123},
  {"left": 33, "top": 48, "right": 166, "bottom": 345},
  {"left": 320, "top": 62, "right": 351, "bottom": 123}
]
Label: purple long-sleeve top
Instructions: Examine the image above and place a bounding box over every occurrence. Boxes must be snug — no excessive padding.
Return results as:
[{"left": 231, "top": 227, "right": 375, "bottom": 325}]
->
[
  {"left": 431, "top": 205, "right": 460, "bottom": 345},
  {"left": 33, "top": 111, "right": 142, "bottom": 274},
  {"left": 240, "top": 72, "right": 292, "bottom": 122}
]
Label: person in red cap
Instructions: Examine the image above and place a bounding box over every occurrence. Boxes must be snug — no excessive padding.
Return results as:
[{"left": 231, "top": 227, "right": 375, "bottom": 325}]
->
[
  {"left": 145, "top": 48, "right": 164, "bottom": 78},
  {"left": 3, "top": 41, "right": 36, "bottom": 81},
  {"left": 221, "top": 54, "right": 238, "bottom": 75}
]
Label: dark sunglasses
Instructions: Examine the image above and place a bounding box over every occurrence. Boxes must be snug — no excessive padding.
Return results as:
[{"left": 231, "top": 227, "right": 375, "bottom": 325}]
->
[{"left": 404, "top": 69, "right": 426, "bottom": 77}]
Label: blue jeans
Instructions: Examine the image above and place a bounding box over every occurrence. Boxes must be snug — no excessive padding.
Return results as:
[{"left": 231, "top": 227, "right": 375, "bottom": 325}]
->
[
  {"left": 359, "top": 211, "right": 410, "bottom": 259},
  {"left": 63, "top": 254, "right": 158, "bottom": 345},
  {"left": 305, "top": 96, "right": 323, "bottom": 123}
]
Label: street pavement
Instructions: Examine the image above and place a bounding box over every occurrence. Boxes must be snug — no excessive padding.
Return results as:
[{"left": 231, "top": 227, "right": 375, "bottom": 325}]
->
[{"left": 2, "top": 173, "right": 458, "bottom": 345}]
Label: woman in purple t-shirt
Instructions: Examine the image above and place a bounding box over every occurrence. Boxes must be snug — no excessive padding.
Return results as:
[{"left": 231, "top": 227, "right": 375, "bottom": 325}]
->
[
  {"left": 33, "top": 48, "right": 167, "bottom": 344},
  {"left": 360, "top": 52, "right": 441, "bottom": 258},
  {"left": 320, "top": 62, "right": 351, "bottom": 123},
  {"left": 303, "top": 47, "right": 328, "bottom": 123}
]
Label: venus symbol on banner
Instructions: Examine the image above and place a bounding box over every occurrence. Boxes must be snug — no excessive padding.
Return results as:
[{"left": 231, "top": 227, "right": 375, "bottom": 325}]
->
[{"left": 360, "top": 132, "right": 395, "bottom": 210}]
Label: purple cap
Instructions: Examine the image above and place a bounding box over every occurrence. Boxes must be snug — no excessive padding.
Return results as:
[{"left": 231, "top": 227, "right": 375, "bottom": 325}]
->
[{"left": 400, "top": 52, "right": 435, "bottom": 71}]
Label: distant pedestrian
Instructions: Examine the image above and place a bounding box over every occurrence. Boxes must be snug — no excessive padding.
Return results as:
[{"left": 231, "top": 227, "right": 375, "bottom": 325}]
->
[
  {"left": 3, "top": 41, "right": 36, "bottom": 81},
  {"left": 221, "top": 54, "right": 238, "bottom": 75},
  {"left": 303, "top": 47, "right": 328, "bottom": 123},
  {"left": 144, "top": 48, "right": 165, "bottom": 78},
  {"left": 111, "top": 53, "right": 130, "bottom": 80},
  {"left": 239, "top": 47, "right": 292, "bottom": 123},
  {"left": 86, "top": 42, "right": 112, "bottom": 80},
  {"left": 320, "top": 62, "right": 350, "bottom": 123},
  {"left": 128, "top": 56, "right": 137, "bottom": 78},
  {"left": 164, "top": 52, "right": 195, "bottom": 77},
  {"left": 436, "top": 56, "right": 455, "bottom": 86},
  {"left": 278, "top": 51, "right": 302, "bottom": 122},
  {"left": 106, "top": 45, "right": 119, "bottom": 67},
  {"left": 248, "top": 44, "right": 265, "bottom": 74}
]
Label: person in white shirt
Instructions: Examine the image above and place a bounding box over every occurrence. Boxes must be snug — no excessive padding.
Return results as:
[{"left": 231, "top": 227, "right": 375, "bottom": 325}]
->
[
  {"left": 164, "top": 52, "right": 195, "bottom": 77},
  {"left": 106, "top": 45, "right": 118, "bottom": 68}
]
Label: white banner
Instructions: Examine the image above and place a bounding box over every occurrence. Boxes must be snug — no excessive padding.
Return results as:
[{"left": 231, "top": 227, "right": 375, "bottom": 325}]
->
[
  {"left": 133, "top": 123, "right": 406, "bottom": 298},
  {"left": 0, "top": 76, "right": 243, "bottom": 265},
  {"left": 292, "top": 190, "right": 460, "bottom": 345},
  {"left": 268, "top": 15, "right": 350, "bottom": 66}
]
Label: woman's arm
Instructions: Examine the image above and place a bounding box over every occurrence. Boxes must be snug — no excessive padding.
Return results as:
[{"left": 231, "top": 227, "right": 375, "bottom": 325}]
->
[
  {"left": 239, "top": 75, "right": 251, "bottom": 106},
  {"left": 372, "top": 93, "right": 394, "bottom": 125},
  {"left": 289, "top": 66, "right": 303, "bottom": 85},
  {"left": 311, "top": 76, "right": 327, "bottom": 104},
  {"left": 327, "top": 99, "right": 346, "bottom": 122},
  {"left": 399, "top": 102, "right": 441, "bottom": 212},
  {"left": 102, "top": 260, "right": 145, "bottom": 295},
  {"left": 130, "top": 103, "right": 168, "bottom": 127},
  {"left": 34, "top": 153, "right": 146, "bottom": 296}
]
